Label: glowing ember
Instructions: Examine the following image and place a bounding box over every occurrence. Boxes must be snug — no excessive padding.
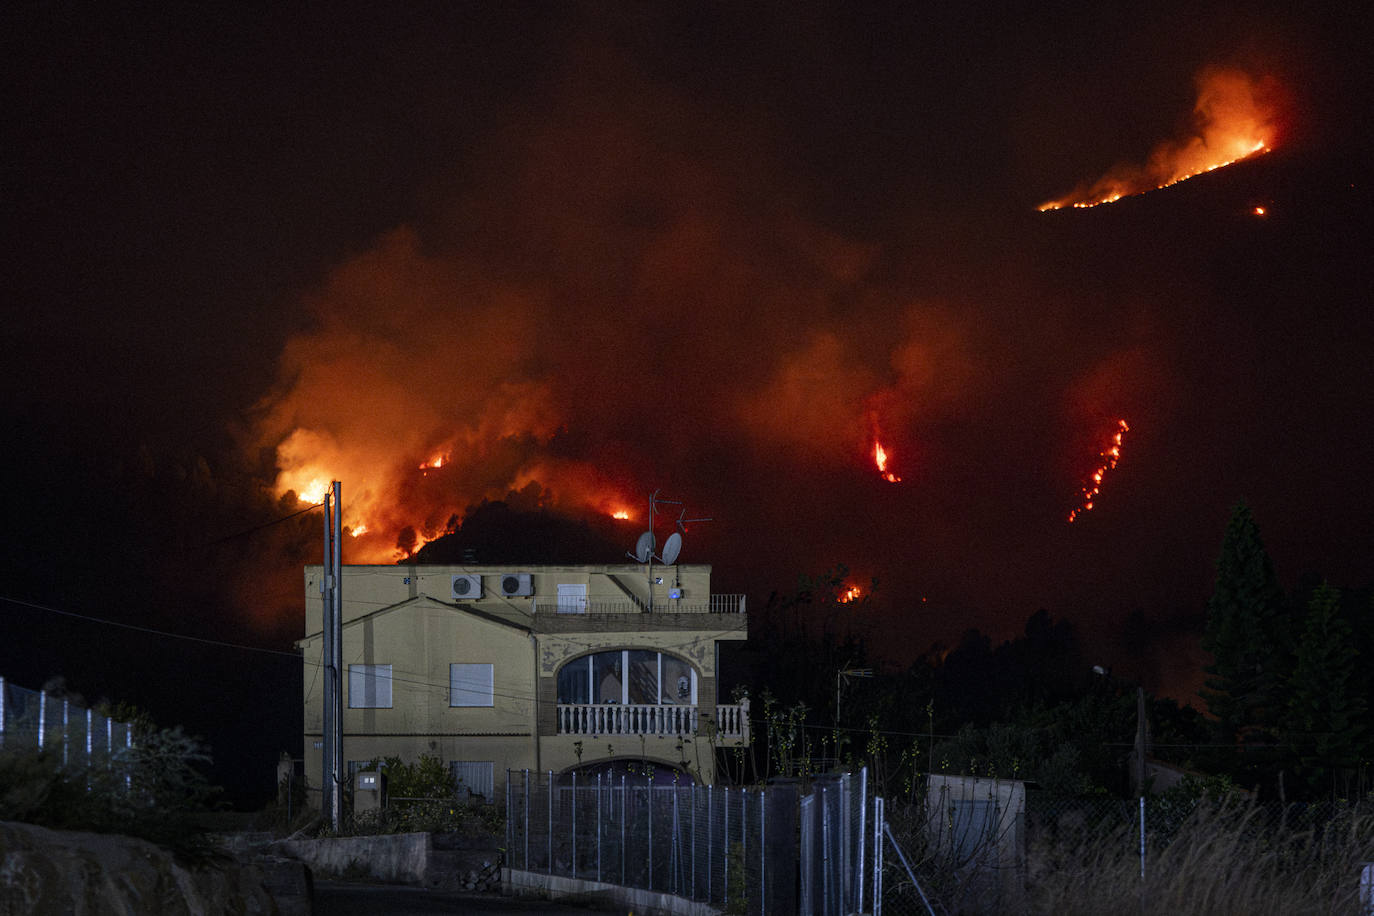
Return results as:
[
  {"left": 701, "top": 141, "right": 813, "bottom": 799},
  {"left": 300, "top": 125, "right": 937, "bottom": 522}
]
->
[
  {"left": 1068, "top": 420, "right": 1129, "bottom": 523},
  {"left": 1039, "top": 69, "right": 1279, "bottom": 211},
  {"left": 419, "top": 455, "right": 446, "bottom": 470},
  {"left": 1252, "top": 206, "right": 1267, "bottom": 217},
  {"left": 838, "top": 585, "right": 862, "bottom": 603},
  {"left": 874, "top": 442, "right": 902, "bottom": 483}
]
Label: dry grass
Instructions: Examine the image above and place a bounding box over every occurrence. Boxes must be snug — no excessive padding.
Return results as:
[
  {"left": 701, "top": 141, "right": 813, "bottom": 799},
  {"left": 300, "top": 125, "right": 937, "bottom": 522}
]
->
[{"left": 1028, "top": 800, "right": 1374, "bottom": 915}]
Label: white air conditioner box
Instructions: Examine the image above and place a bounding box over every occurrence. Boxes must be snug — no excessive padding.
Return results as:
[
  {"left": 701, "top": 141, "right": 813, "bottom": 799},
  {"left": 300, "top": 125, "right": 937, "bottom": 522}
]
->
[
  {"left": 500, "top": 572, "right": 534, "bottom": 597},
  {"left": 451, "top": 574, "right": 482, "bottom": 600}
]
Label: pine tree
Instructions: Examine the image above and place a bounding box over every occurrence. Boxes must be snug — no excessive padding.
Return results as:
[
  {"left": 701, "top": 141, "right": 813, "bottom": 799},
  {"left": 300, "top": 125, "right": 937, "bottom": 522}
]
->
[
  {"left": 1200, "top": 503, "right": 1291, "bottom": 742},
  {"left": 1286, "top": 583, "right": 1367, "bottom": 770}
]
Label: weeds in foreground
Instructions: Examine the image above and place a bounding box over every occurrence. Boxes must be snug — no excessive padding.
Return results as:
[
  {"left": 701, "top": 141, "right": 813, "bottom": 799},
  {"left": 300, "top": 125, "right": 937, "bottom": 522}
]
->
[{"left": 1029, "top": 798, "right": 1374, "bottom": 915}]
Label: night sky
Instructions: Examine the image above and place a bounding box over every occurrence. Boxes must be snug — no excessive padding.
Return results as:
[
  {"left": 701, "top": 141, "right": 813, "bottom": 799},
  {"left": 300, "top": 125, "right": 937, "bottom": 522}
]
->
[{"left": 3, "top": 2, "right": 1370, "bottom": 802}]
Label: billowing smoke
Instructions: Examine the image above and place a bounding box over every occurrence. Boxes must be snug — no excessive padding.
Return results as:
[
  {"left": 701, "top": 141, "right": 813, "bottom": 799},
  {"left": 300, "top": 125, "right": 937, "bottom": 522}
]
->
[
  {"left": 1039, "top": 67, "right": 1285, "bottom": 210},
  {"left": 244, "top": 31, "right": 1323, "bottom": 673},
  {"left": 251, "top": 52, "right": 986, "bottom": 569}
]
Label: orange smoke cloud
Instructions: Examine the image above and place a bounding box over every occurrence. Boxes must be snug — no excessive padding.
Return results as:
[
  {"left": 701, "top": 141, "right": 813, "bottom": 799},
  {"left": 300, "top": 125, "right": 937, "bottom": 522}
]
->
[
  {"left": 1039, "top": 67, "right": 1284, "bottom": 210},
  {"left": 251, "top": 63, "right": 912, "bottom": 561}
]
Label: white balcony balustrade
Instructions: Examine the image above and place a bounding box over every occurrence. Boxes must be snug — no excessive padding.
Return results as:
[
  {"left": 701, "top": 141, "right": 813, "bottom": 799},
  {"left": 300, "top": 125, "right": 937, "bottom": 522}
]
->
[{"left": 556, "top": 700, "right": 749, "bottom": 741}]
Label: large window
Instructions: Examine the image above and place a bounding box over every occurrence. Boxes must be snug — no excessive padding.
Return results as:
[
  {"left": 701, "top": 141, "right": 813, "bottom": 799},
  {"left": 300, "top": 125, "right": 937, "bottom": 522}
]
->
[
  {"left": 450, "top": 663, "right": 494, "bottom": 707},
  {"left": 348, "top": 663, "right": 392, "bottom": 708},
  {"left": 557, "top": 650, "right": 696, "bottom": 705}
]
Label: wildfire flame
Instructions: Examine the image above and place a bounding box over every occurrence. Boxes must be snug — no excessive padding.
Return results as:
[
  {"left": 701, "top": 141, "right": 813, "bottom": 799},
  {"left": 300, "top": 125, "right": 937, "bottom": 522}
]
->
[
  {"left": 288, "top": 476, "right": 330, "bottom": 506},
  {"left": 839, "top": 585, "right": 862, "bottom": 603},
  {"left": 612, "top": 510, "right": 630, "bottom": 520},
  {"left": 874, "top": 441, "right": 901, "bottom": 483},
  {"left": 1068, "top": 420, "right": 1129, "bottom": 523},
  {"left": 1039, "top": 69, "right": 1280, "bottom": 211}
]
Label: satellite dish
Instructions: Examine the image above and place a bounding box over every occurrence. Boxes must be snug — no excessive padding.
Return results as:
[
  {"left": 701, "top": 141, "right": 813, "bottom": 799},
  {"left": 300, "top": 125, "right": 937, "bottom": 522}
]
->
[
  {"left": 661, "top": 531, "right": 683, "bottom": 565},
  {"left": 633, "top": 531, "right": 655, "bottom": 563}
]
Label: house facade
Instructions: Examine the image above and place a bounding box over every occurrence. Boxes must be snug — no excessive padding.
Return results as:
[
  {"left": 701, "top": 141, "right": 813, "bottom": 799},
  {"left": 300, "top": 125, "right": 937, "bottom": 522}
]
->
[{"left": 297, "top": 563, "right": 749, "bottom": 805}]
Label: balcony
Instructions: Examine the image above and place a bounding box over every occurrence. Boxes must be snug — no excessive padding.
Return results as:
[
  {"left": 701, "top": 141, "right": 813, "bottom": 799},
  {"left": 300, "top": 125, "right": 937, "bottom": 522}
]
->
[
  {"left": 556, "top": 700, "right": 750, "bottom": 741},
  {"left": 535, "top": 594, "right": 747, "bottom": 615}
]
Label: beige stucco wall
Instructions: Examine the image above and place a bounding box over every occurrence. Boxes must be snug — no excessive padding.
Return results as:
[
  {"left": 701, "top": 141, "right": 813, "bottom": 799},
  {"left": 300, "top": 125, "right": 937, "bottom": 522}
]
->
[
  {"left": 300, "top": 564, "right": 747, "bottom": 804},
  {"left": 304, "top": 564, "right": 722, "bottom": 627}
]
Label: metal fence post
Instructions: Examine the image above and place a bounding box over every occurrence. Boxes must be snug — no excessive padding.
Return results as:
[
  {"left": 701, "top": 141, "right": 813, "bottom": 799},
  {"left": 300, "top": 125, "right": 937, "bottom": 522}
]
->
[
  {"left": 708, "top": 784, "right": 714, "bottom": 902},
  {"left": 571, "top": 771, "right": 578, "bottom": 879},
  {"left": 760, "top": 784, "right": 767, "bottom": 916},
  {"left": 38, "top": 690, "right": 46, "bottom": 750},
  {"left": 85, "top": 707, "right": 93, "bottom": 763},
  {"left": 505, "top": 769, "right": 512, "bottom": 870},
  {"left": 547, "top": 769, "right": 554, "bottom": 878},
  {"left": 873, "top": 797, "right": 884, "bottom": 916},
  {"left": 620, "top": 775, "right": 627, "bottom": 887},
  {"left": 648, "top": 777, "right": 655, "bottom": 891},
  {"left": 1139, "top": 795, "right": 1147, "bottom": 881},
  {"left": 691, "top": 784, "right": 697, "bottom": 901},
  {"left": 523, "top": 769, "right": 530, "bottom": 870},
  {"left": 858, "top": 767, "right": 868, "bottom": 914},
  {"left": 835, "top": 774, "right": 846, "bottom": 911},
  {"left": 62, "top": 699, "right": 69, "bottom": 768},
  {"left": 822, "top": 787, "right": 832, "bottom": 916},
  {"left": 723, "top": 787, "right": 730, "bottom": 902},
  {"left": 0, "top": 677, "right": 6, "bottom": 749},
  {"left": 597, "top": 772, "right": 603, "bottom": 883}
]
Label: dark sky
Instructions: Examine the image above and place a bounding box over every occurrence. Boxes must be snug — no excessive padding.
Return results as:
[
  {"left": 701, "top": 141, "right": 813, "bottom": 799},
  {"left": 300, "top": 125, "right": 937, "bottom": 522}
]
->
[{"left": 3, "top": 2, "right": 1370, "bottom": 800}]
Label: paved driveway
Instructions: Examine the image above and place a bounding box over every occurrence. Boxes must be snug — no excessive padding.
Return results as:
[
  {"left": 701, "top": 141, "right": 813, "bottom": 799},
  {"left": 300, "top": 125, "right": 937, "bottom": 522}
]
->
[{"left": 312, "top": 880, "right": 615, "bottom": 915}]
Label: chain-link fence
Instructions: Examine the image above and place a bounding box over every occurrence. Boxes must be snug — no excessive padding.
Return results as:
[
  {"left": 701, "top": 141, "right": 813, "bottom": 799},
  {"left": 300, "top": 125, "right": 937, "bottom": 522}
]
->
[{"left": 0, "top": 676, "right": 133, "bottom": 767}]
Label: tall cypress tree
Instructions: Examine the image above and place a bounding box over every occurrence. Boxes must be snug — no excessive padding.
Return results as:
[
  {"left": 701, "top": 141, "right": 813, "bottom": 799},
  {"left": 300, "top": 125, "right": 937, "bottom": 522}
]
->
[
  {"left": 1200, "top": 503, "right": 1291, "bottom": 742},
  {"left": 1286, "top": 583, "right": 1367, "bottom": 770}
]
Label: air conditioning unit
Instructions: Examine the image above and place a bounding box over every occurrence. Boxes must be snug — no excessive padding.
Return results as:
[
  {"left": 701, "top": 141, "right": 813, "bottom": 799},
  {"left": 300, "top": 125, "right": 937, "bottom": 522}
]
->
[
  {"left": 500, "top": 572, "right": 533, "bottom": 597},
  {"left": 451, "top": 574, "right": 482, "bottom": 600}
]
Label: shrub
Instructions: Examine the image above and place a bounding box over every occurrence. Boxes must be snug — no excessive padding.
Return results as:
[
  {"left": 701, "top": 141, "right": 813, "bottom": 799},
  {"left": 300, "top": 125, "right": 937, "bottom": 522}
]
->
[{"left": 0, "top": 723, "right": 222, "bottom": 858}]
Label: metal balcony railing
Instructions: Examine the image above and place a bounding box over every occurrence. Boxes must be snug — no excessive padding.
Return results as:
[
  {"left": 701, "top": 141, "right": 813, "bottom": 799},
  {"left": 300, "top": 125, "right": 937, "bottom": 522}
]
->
[{"left": 537, "top": 594, "right": 747, "bottom": 615}]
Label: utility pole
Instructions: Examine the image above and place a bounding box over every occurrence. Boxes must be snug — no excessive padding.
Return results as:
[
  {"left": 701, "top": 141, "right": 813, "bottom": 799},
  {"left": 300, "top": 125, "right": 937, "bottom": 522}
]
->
[{"left": 320, "top": 482, "right": 344, "bottom": 832}]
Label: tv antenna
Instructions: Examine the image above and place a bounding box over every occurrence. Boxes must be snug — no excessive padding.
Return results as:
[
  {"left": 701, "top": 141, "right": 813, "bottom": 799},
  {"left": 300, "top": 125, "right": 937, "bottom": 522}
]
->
[{"left": 624, "top": 489, "right": 713, "bottom": 612}]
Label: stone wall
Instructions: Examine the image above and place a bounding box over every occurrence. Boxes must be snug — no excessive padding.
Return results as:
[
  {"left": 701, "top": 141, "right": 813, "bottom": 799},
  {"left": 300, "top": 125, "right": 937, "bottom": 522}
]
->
[{"left": 0, "top": 821, "right": 278, "bottom": 915}]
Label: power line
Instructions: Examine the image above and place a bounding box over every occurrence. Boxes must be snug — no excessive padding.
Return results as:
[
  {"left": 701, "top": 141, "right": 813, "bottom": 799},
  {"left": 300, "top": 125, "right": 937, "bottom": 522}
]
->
[
  {"left": 0, "top": 595, "right": 299, "bottom": 659},
  {"left": 201, "top": 501, "right": 324, "bottom": 548}
]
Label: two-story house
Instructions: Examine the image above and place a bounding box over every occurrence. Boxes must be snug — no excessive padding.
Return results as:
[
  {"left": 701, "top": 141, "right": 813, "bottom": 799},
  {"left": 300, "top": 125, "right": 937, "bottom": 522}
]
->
[{"left": 297, "top": 563, "right": 749, "bottom": 805}]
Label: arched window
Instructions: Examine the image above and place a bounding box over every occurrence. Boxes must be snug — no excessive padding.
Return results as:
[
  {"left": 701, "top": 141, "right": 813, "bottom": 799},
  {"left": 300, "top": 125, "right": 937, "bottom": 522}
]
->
[{"left": 556, "top": 650, "right": 697, "bottom": 706}]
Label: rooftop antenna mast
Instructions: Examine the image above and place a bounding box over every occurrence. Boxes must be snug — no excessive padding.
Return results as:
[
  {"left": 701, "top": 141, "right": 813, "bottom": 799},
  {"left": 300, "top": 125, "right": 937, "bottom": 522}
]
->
[{"left": 625, "top": 489, "right": 712, "bottom": 612}]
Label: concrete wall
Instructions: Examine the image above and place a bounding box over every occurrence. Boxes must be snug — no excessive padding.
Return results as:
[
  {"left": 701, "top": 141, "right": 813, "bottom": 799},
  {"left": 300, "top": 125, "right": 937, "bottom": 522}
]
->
[{"left": 274, "top": 832, "right": 430, "bottom": 884}]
